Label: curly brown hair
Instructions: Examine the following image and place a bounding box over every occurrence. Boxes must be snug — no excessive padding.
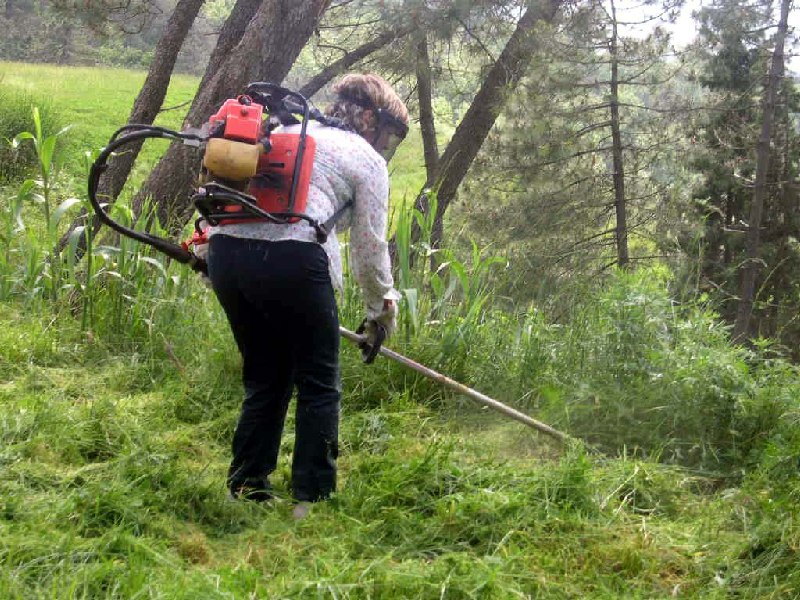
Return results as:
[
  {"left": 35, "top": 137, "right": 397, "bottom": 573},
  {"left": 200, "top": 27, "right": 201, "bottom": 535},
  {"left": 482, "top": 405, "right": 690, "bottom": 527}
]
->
[{"left": 324, "top": 73, "right": 409, "bottom": 136}]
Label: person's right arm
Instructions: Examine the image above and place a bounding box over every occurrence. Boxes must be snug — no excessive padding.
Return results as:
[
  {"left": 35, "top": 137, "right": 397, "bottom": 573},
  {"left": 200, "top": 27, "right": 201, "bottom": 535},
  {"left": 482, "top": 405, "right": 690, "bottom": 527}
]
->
[{"left": 347, "top": 144, "right": 399, "bottom": 332}]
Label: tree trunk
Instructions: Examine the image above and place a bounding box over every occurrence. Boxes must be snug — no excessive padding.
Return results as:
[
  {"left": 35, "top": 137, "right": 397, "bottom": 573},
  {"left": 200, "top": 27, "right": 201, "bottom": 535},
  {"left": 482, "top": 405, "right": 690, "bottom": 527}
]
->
[
  {"left": 732, "top": 0, "right": 790, "bottom": 343},
  {"left": 198, "top": 0, "right": 263, "bottom": 94},
  {"left": 131, "top": 0, "right": 329, "bottom": 232},
  {"left": 608, "top": 0, "right": 629, "bottom": 269},
  {"left": 59, "top": 0, "right": 206, "bottom": 256},
  {"left": 764, "top": 47, "right": 791, "bottom": 339},
  {"left": 299, "top": 27, "right": 411, "bottom": 98},
  {"left": 58, "top": 22, "right": 73, "bottom": 64},
  {"left": 412, "top": 0, "right": 561, "bottom": 248},
  {"left": 415, "top": 31, "right": 439, "bottom": 187}
]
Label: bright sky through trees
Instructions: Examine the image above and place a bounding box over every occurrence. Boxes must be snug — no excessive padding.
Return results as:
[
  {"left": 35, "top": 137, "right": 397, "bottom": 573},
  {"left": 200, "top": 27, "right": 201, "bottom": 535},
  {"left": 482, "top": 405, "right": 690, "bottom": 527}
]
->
[{"left": 618, "top": 0, "right": 799, "bottom": 72}]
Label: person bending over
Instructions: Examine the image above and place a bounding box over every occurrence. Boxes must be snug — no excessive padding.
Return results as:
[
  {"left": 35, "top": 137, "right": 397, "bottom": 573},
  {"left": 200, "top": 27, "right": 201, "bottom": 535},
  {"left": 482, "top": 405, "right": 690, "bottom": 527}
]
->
[{"left": 205, "top": 73, "right": 409, "bottom": 512}]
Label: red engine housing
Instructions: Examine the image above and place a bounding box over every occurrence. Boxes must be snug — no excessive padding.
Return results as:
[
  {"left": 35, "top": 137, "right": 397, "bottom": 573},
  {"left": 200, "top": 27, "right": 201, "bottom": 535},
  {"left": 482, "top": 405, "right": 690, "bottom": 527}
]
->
[
  {"left": 251, "top": 133, "right": 315, "bottom": 219},
  {"left": 221, "top": 133, "right": 316, "bottom": 224},
  {"left": 206, "top": 94, "right": 316, "bottom": 226},
  {"left": 208, "top": 97, "right": 264, "bottom": 144}
]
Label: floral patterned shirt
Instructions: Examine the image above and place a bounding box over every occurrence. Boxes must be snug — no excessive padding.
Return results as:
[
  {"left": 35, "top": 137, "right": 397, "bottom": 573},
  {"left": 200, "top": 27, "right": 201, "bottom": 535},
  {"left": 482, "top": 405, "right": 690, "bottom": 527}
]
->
[{"left": 207, "top": 121, "right": 398, "bottom": 319}]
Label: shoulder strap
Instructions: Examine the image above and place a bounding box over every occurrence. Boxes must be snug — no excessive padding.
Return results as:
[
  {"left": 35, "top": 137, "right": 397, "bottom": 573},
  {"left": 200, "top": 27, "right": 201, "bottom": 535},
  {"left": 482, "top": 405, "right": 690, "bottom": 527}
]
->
[
  {"left": 309, "top": 107, "right": 354, "bottom": 132},
  {"left": 316, "top": 199, "right": 354, "bottom": 243}
]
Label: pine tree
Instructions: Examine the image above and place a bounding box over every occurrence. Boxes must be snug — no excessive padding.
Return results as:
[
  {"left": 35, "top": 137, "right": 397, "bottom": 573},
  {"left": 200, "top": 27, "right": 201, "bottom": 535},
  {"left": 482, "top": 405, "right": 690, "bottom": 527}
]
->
[
  {"left": 463, "top": 0, "right": 690, "bottom": 300},
  {"left": 691, "top": 0, "right": 800, "bottom": 347}
]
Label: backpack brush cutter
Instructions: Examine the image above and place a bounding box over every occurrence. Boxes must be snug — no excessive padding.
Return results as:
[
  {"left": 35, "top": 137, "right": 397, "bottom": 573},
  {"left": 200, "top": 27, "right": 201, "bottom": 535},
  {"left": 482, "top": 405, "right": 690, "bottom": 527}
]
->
[
  {"left": 87, "top": 82, "right": 570, "bottom": 444},
  {"left": 88, "top": 83, "right": 343, "bottom": 275}
]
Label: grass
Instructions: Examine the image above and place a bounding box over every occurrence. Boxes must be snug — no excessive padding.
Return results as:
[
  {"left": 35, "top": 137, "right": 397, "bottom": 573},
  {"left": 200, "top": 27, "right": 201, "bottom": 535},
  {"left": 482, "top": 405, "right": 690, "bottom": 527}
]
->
[
  {"left": 0, "top": 62, "right": 197, "bottom": 154},
  {"left": 0, "top": 302, "right": 743, "bottom": 599},
  {"left": 0, "top": 61, "right": 798, "bottom": 599}
]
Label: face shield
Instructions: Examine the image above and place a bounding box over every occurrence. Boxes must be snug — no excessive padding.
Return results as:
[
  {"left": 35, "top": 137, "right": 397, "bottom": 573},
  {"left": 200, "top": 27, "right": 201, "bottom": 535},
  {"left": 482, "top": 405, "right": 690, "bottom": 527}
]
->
[
  {"left": 334, "top": 93, "right": 409, "bottom": 161},
  {"left": 373, "top": 108, "right": 408, "bottom": 161}
]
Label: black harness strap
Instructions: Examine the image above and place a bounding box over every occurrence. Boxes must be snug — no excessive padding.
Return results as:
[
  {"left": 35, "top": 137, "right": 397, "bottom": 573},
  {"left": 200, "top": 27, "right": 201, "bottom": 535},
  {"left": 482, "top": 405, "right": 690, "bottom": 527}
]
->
[{"left": 317, "top": 199, "right": 354, "bottom": 243}]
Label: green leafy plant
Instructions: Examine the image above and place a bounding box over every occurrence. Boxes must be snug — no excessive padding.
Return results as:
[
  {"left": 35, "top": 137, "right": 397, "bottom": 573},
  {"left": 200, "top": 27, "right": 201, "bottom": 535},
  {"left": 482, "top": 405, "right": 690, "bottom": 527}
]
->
[
  {"left": 0, "top": 88, "right": 61, "bottom": 183},
  {"left": 12, "top": 107, "right": 72, "bottom": 234},
  {"left": 10, "top": 107, "right": 77, "bottom": 300}
]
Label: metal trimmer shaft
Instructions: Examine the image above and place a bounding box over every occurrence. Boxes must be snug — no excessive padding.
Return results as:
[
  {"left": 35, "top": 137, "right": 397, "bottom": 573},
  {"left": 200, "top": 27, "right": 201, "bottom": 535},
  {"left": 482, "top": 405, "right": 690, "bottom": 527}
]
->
[{"left": 339, "top": 327, "right": 571, "bottom": 444}]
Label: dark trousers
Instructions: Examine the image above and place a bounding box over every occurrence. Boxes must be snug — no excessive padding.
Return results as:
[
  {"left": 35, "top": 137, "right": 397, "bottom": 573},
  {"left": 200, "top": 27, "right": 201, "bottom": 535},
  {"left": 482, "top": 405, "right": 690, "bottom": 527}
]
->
[{"left": 207, "top": 235, "right": 340, "bottom": 502}]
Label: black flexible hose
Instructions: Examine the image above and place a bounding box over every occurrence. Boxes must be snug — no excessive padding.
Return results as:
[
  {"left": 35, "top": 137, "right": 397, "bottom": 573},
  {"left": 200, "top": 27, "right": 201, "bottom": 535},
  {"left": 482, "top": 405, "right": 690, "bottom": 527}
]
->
[
  {"left": 108, "top": 124, "right": 205, "bottom": 143},
  {"left": 87, "top": 127, "right": 207, "bottom": 273},
  {"left": 89, "top": 91, "right": 333, "bottom": 272}
]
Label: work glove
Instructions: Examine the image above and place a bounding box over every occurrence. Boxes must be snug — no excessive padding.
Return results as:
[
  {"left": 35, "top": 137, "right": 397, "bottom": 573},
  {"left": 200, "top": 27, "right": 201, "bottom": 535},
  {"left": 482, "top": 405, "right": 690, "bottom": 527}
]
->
[
  {"left": 371, "top": 298, "right": 397, "bottom": 339},
  {"left": 358, "top": 299, "right": 397, "bottom": 364}
]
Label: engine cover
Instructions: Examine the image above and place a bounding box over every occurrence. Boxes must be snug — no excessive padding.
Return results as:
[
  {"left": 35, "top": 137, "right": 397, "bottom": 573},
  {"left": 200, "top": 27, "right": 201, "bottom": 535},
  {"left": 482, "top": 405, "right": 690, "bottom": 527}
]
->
[{"left": 248, "top": 133, "right": 316, "bottom": 220}]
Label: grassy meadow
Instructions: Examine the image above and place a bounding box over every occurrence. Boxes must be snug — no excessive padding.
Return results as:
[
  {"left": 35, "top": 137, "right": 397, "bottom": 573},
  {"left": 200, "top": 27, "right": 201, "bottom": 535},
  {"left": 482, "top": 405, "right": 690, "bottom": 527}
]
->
[
  {"left": 0, "top": 62, "right": 427, "bottom": 205},
  {"left": 0, "top": 61, "right": 799, "bottom": 599}
]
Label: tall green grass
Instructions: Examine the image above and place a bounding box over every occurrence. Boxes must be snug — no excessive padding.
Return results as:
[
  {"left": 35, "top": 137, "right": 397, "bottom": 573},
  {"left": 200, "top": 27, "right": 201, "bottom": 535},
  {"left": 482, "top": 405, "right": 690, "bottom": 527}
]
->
[{"left": 0, "top": 317, "right": 739, "bottom": 598}]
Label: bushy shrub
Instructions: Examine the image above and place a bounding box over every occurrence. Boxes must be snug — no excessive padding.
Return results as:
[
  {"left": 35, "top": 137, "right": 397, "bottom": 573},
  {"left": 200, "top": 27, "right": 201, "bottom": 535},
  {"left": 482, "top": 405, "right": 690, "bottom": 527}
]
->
[
  {"left": 0, "top": 86, "right": 62, "bottom": 182},
  {"left": 91, "top": 40, "right": 154, "bottom": 70},
  {"left": 517, "top": 270, "right": 799, "bottom": 471}
]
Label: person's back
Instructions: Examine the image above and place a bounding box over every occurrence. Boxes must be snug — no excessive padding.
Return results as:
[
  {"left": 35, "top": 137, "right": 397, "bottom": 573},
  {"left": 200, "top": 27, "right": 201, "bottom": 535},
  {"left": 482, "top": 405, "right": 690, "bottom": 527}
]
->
[{"left": 210, "top": 120, "right": 396, "bottom": 320}]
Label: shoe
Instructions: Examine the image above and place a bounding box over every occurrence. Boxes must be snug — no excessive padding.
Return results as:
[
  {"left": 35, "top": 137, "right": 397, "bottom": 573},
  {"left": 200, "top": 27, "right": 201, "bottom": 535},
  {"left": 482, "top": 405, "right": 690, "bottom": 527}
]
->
[
  {"left": 230, "top": 484, "right": 273, "bottom": 503},
  {"left": 292, "top": 502, "right": 311, "bottom": 520}
]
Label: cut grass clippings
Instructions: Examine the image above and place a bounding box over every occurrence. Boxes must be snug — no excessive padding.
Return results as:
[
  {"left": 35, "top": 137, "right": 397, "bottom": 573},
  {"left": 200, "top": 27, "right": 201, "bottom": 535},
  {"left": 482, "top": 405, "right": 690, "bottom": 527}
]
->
[{"left": 0, "top": 301, "right": 741, "bottom": 599}]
